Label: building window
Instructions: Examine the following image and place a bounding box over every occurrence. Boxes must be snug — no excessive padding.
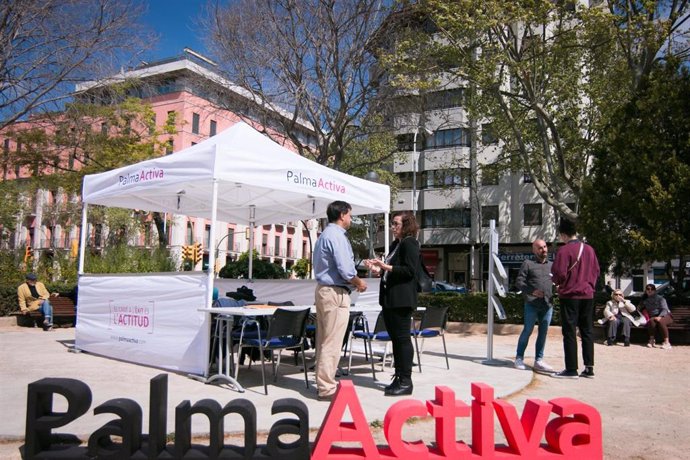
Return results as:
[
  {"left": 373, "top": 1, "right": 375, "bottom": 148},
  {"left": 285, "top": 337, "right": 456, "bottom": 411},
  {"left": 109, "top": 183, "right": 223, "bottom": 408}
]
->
[
  {"left": 149, "top": 113, "right": 156, "bottom": 135},
  {"left": 481, "top": 163, "right": 500, "bottom": 185},
  {"left": 94, "top": 224, "right": 103, "bottom": 247},
  {"left": 421, "top": 208, "right": 471, "bottom": 228},
  {"left": 425, "top": 128, "right": 471, "bottom": 149},
  {"left": 144, "top": 224, "right": 152, "bottom": 247},
  {"left": 210, "top": 120, "right": 217, "bottom": 136},
  {"left": 481, "top": 205, "right": 499, "bottom": 227},
  {"left": 165, "top": 139, "right": 173, "bottom": 155},
  {"left": 631, "top": 269, "right": 644, "bottom": 292},
  {"left": 205, "top": 225, "right": 211, "bottom": 248},
  {"left": 274, "top": 236, "right": 280, "bottom": 256},
  {"left": 523, "top": 204, "right": 542, "bottom": 226},
  {"left": 523, "top": 172, "right": 532, "bottom": 183},
  {"left": 396, "top": 133, "right": 425, "bottom": 152},
  {"left": 481, "top": 123, "right": 498, "bottom": 145},
  {"left": 186, "top": 222, "right": 194, "bottom": 245},
  {"left": 425, "top": 88, "right": 464, "bottom": 110},
  {"left": 422, "top": 169, "right": 471, "bottom": 188},
  {"left": 227, "top": 228, "right": 235, "bottom": 251},
  {"left": 192, "top": 113, "right": 200, "bottom": 134},
  {"left": 397, "top": 171, "right": 414, "bottom": 189},
  {"left": 101, "top": 123, "right": 108, "bottom": 135},
  {"left": 166, "top": 110, "right": 176, "bottom": 128}
]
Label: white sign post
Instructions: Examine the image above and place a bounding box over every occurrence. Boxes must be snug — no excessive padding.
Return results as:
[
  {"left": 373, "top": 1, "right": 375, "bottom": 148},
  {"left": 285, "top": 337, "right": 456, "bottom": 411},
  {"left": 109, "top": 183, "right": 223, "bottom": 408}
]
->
[{"left": 482, "top": 219, "right": 509, "bottom": 366}]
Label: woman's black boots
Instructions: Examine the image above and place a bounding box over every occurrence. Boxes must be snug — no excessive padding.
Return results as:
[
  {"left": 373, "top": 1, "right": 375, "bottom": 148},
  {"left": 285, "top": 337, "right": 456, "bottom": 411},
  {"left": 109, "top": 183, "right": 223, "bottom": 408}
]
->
[{"left": 384, "top": 375, "right": 413, "bottom": 396}]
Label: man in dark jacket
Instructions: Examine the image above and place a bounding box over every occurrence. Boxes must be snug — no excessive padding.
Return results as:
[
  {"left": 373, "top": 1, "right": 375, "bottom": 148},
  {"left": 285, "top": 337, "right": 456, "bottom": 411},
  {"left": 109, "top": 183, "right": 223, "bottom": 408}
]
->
[
  {"left": 550, "top": 219, "right": 600, "bottom": 379},
  {"left": 514, "top": 239, "right": 555, "bottom": 373}
]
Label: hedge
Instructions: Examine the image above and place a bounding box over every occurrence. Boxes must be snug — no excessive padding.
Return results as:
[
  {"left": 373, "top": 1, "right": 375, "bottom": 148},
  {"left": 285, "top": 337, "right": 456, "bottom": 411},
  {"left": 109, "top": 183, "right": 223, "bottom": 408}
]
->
[{"left": 416, "top": 292, "right": 561, "bottom": 324}]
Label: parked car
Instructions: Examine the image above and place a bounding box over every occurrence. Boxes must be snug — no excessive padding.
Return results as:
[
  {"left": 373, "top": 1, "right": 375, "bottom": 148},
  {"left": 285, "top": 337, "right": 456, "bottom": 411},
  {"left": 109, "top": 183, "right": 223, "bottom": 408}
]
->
[{"left": 433, "top": 281, "right": 467, "bottom": 294}]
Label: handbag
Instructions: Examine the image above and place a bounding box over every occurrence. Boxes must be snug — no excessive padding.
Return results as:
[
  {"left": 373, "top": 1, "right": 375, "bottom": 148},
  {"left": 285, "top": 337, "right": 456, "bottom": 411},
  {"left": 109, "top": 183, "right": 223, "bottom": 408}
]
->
[{"left": 417, "top": 260, "right": 434, "bottom": 293}]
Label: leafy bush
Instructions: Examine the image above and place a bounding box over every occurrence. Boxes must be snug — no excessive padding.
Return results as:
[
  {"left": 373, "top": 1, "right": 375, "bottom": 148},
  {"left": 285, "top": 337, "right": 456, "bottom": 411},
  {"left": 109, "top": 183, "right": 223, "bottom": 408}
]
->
[
  {"left": 418, "top": 292, "right": 563, "bottom": 325},
  {"left": 84, "top": 245, "right": 175, "bottom": 273},
  {"left": 219, "top": 251, "right": 287, "bottom": 279}
]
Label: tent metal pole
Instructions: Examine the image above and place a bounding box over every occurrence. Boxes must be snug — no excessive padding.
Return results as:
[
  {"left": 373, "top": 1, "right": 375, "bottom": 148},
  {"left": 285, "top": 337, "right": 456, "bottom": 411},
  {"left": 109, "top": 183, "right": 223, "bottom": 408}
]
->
[
  {"left": 78, "top": 203, "right": 88, "bottom": 275},
  {"left": 384, "top": 212, "right": 390, "bottom": 253},
  {"left": 248, "top": 205, "right": 255, "bottom": 279},
  {"left": 206, "top": 179, "right": 219, "bottom": 309}
]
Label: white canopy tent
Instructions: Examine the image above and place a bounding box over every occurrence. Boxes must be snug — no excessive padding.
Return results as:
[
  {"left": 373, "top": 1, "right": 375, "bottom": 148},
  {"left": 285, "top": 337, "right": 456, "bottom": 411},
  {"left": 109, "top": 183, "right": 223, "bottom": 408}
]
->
[
  {"left": 75, "top": 122, "right": 390, "bottom": 376},
  {"left": 79, "top": 121, "right": 390, "bottom": 307}
]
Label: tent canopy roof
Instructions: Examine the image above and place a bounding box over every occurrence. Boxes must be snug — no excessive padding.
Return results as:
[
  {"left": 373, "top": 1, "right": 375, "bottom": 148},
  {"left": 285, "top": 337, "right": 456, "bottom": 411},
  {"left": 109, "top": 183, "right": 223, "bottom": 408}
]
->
[{"left": 82, "top": 122, "right": 390, "bottom": 224}]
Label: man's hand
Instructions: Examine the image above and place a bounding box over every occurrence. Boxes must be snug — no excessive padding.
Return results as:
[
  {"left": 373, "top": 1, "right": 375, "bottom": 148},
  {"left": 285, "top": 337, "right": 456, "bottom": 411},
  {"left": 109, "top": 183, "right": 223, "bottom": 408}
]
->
[
  {"left": 532, "top": 289, "right": 545, "bottom": 298},
  {"left": 50, "top": 292, "right": 59, "bottom": 297},
  {"left": 22, "top": 310, "right": 29, "bottom": 316},
  {"left": 354, "top": 278, "right": 367, "bottom": 293}
]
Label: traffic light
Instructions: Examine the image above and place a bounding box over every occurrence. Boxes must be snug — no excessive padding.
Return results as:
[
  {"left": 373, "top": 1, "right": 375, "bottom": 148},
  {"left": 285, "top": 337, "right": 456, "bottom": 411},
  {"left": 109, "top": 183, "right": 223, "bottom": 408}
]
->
[
  {"left": 24, "top": 246, "right": 32, "bottom": 263},
  {"left": 182, "top": 244, "right": 194, "bottom": 261},
  {"left": 193, "top": 242, "right": 203, "bottom": 265},
  {"left": 70, "top": 239, "right": 79, "bottom": 258}
]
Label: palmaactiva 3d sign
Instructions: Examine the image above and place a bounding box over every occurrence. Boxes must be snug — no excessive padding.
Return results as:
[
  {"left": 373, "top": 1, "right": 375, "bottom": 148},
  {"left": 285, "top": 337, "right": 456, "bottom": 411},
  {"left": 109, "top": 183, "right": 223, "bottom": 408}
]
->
[{"left": 24, "top": 375, "right": 601, "bottom": 459}]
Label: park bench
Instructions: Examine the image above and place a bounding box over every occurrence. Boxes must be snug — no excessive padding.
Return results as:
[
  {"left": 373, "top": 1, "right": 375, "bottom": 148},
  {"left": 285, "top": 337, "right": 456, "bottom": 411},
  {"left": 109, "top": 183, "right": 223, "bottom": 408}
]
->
[
  {"left": 594, "top": 303, "right": 690, "bottom": 345},
  {"left": 10, "top": 296, "right": 77, "bottom": 328}
]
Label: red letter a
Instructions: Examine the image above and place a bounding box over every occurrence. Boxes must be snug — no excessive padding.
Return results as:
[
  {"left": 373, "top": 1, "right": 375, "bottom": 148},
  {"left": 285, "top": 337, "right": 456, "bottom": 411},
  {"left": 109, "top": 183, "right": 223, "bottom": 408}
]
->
[{"left": 312, "top": 380, "right": 380, "bottom": 459}]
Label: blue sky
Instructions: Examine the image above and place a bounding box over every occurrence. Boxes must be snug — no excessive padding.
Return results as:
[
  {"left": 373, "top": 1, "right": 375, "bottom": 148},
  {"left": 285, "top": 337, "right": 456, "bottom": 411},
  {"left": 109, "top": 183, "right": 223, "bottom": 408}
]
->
[{"left": 140, "top": 0, "right": 210, "bottom": 60}]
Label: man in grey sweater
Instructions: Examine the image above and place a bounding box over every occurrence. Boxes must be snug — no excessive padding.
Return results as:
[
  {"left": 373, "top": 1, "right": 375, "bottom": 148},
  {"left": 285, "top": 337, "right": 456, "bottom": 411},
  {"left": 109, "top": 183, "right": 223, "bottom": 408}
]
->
[{"left": 514, "top": 239, "right": 555, "bottom": 373}]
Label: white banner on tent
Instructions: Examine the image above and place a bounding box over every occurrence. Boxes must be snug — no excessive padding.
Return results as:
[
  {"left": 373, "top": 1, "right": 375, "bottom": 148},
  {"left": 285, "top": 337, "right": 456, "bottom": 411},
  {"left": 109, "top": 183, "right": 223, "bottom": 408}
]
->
[
  {"left": 214, "top": 278, "right": 381, "bottom": 306},
  {"left": 75, "top": 273, "right": 209, "bottom": 375}
]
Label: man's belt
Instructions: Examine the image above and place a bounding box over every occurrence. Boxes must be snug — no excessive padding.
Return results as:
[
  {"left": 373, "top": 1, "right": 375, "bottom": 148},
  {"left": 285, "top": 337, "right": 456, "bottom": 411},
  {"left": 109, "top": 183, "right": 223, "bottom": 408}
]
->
[{"left": 321, "top": 284, "right": 352, "bottom": 295}]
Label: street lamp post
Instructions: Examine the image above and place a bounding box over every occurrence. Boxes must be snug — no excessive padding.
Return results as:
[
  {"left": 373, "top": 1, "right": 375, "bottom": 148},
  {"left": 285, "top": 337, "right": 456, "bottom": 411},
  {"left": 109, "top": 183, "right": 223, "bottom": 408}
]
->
[
  {"left": 365, "top": 171, "right": 380, "bottom": 278},
  {"left": 412, "top": 128, "right": 419, "bottom": 216},
  {"left": 412, "top": 126, "right": 432, "bottom": 217}
]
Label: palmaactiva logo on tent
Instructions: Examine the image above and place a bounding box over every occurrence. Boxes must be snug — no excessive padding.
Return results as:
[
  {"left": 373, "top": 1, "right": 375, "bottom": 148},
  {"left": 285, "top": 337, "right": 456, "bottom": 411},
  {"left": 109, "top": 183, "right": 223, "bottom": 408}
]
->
[
  {"left": 286, "top": 170, "right": 346, "bottom": 193},
  {"left": 118, "top": 168, "right": 165, "bottom": 187},
  {"left": 109, "top": 301, "right": 155, "bottom": 334}
]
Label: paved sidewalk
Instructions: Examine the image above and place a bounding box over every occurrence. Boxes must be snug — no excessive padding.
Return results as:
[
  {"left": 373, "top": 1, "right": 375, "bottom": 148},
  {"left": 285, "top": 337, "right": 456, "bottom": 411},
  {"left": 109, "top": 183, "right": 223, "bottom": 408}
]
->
[
  {"left": 0, "top": 322, "right": 530, "bottom": 440},
  {"left": 5, "top": 321, "right": 686, "bottom": 459}
]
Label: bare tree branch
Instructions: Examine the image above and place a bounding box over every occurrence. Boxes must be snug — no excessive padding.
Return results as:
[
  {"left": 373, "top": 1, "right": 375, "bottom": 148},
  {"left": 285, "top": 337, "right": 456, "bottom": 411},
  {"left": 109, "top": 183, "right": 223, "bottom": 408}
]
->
[{"left": 0, "top": 0, "right": 152, "bottom": 131}]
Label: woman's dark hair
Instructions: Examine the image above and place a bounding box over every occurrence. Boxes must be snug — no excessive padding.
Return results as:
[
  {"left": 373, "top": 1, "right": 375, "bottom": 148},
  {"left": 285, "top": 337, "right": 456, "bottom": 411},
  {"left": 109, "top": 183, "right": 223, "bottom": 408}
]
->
[
  {"left": 393, "top": 211, "right": 418, "bottom": 238},
  {"left": 645, "top": 284, "right": 656, "bottom": 292},
  {"left": 326, "top": 201, "right": 351, "bottom": 223}
]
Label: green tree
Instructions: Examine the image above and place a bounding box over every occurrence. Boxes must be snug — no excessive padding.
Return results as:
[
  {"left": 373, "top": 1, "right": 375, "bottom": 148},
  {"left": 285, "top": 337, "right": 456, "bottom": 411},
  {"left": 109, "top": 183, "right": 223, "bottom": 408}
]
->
[
  {"left": 580, "top": 61, "right": 690, "bottom": 289},
  {"left": 379, "top": 0, "right": 689, "bottom": 220},
  {"left": 219, "top": 251, "right": 288, "bottom": 280},
  {"left": 291, "top": 258, "right": 311, "bottom": 279},
  {"left": 4, "top": 96, "right": 178, "bottom": 247}
]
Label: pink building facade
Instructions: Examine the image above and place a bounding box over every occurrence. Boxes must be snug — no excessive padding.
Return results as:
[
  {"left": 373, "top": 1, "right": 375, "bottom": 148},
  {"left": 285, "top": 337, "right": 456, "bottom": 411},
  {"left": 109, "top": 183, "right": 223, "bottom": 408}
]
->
[{"left": 1, "top": 50, "right": 317, "bottom": 274}]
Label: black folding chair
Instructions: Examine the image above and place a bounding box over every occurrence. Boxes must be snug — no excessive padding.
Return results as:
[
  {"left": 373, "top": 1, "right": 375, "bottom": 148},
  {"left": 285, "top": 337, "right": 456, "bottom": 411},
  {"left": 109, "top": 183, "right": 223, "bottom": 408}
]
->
[
  {"left": 348, "top": 312, "right": 393, "bottom": 381},
  {"left": 234, "top": 307, "right": 310, "bottom": 395},
  {"left": 411, "top": 305, "right": 450, "bottom": 372}
]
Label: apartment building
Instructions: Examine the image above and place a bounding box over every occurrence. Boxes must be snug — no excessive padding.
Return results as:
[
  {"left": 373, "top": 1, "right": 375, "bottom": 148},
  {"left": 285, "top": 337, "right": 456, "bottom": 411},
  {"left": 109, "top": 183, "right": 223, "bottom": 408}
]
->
[
  {"left": 388, "top": 90, "right": 560, "bottom": 291},
  {"left": 1, "top": 49, "right": 317, "bottom": 274}
]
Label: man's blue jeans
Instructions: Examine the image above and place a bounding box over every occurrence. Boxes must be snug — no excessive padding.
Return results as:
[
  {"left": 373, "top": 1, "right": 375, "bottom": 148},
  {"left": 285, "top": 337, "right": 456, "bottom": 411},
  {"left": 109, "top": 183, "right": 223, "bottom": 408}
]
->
[
  {"left": 39, "top": 300, "right": 53, "bottom": 325},
  {"left": 516, "top": 303, "right": 553, "bottom": 361}
]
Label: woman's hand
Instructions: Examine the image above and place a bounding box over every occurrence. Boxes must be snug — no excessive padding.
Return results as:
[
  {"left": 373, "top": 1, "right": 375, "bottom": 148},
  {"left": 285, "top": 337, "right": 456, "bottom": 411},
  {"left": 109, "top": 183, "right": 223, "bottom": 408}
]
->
[
  {"left": 364, "top": 258, "right": 389, "bottom": 272},
  {"left": 363, "top": 259, "right": 382, "bottom": 274}
]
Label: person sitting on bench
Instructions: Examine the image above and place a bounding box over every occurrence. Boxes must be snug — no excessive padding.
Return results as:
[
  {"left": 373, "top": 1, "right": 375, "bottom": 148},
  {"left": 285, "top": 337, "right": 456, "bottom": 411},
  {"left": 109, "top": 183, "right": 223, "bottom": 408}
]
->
[
  {"left": 601, "top": 289, "right": 636, "bottom": 346},
  {"left": 18, "top": 273, "right": 57, "bottom": 331}
]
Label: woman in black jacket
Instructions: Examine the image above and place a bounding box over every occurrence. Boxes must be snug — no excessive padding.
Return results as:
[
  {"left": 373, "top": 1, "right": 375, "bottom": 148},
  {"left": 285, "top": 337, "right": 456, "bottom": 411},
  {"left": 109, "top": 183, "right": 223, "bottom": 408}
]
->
[{"left": 365, "top": 211, "right": 420, "bottom": 396}]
